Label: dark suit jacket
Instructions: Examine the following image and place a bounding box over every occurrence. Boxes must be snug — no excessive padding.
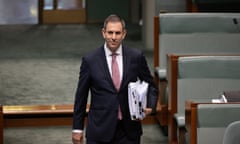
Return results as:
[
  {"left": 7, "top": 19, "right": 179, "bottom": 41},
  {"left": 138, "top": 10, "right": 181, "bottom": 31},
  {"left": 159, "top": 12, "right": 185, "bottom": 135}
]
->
[{"left": 73, "top": 45, "right": 158, "bottom": 142}]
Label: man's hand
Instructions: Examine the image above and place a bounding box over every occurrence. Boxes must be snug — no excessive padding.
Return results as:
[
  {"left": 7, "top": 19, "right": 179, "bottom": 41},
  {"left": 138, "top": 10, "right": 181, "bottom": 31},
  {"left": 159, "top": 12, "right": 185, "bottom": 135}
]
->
[
  {"left": 72, "top": 132, "right": 84, "bottom": 144},
  {"left": 144, "top": 108, "right": 152, "bottom": 115}
]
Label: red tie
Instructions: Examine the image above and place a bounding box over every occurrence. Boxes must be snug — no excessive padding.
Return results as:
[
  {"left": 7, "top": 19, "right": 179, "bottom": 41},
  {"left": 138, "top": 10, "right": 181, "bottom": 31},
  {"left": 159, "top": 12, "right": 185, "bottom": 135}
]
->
[
  {"left": 111, "top": 53, "right": 120, "bottom": 91},
  {"left": 111, "top": 53, "right": 122, "bottom": 120}
]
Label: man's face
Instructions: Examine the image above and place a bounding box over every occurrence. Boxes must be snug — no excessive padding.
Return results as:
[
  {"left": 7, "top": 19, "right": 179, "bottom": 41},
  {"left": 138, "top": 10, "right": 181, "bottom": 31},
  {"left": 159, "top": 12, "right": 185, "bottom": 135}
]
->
[{"left": 102, "top": 21, "right": 126, "bottom": 52}]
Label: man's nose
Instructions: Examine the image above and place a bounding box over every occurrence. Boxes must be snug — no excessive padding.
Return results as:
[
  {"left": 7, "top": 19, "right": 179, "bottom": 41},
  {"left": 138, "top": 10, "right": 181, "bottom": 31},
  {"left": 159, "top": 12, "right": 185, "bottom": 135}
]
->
[{"left": 112, "top": 33, "right": 116, "bottom": 39}]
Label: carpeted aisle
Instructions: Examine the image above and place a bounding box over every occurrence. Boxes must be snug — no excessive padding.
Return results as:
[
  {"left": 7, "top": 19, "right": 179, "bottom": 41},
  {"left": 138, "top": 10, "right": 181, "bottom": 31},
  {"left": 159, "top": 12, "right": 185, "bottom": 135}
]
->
[{"left": 0, "top": 24, "right": 167, "bottom": 144}]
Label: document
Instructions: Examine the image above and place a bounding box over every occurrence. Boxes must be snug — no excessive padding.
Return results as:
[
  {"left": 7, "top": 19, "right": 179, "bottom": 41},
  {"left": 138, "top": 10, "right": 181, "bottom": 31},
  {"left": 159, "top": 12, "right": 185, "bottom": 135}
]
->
[
  {"left": 212, "top": 94, "right": 227, "bottom": 103},
  {"left": 128, "top": 79, "right": 149, "bottom": 120},
  {"left": 223, "top": 90, "right": 240, "bottom": 102},
  {"left": 212, "top": 91, "right": 240, "bottom": 103}
]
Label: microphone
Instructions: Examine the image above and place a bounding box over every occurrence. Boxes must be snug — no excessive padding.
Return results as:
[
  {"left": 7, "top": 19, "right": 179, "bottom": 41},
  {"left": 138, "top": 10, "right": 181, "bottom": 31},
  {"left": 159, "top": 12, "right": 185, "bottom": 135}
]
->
[
  {"left": 233, "top": 18, "right": 240, "bottom": 33},
  {"left": 233, "top": 18, "right": 238, "bottom": 25}
]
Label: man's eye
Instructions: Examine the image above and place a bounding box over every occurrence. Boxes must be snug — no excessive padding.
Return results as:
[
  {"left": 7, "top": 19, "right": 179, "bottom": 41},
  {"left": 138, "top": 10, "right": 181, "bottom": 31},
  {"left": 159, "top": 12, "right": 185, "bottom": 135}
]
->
[
  {"left": 115, "top": 32, "right": 121, "bottom": 35},
  {"left": 107, "top": 31, "right": 122, "bottom": 35}
]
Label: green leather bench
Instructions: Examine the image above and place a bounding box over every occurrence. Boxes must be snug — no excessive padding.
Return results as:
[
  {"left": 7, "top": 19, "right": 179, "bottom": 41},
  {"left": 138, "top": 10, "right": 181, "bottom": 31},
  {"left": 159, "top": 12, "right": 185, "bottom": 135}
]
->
[
  {"left": 167, "top": 55, "right": 240, "bottom": 144},
  {"left": 153, "top": 12, "right": 240, "bottom": 130},
  {"left": 186, "top": 102, "right": 240, "bottom": 144},
  {"left": 155, "top": 13, "right": 240, "bottom": 80}
]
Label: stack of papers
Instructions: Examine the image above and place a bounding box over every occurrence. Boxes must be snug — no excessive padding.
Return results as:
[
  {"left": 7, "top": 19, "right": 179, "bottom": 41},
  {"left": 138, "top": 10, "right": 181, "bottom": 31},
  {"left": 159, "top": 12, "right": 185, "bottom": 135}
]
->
[
  {"left": 212, "top": 94, "right": 227, "bottom": 103},
  {"left": 212, "top": 91, "right": 240, "bottom": 103},
  {"left": 128, "top": 80, "right": 149, "bottom": 120}
]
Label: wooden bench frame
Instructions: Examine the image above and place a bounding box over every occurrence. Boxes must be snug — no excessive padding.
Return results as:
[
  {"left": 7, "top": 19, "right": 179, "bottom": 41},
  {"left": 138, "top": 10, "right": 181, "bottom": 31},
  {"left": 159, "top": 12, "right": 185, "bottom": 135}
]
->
[
  {"left": 0, "top": 104, "right": 158, "bottom": 144},
  {"left": 186, "top": 0, "right": 198, "bottom": 12},
  {"left": 0, "top": 104, "right": 72, "bottom": 144},
  {"left": 167, "top": 54, "right": 180, "bottom": 144},
  {"left": 0, "top": 104, "right": 85, "bottom": 144},
  {"left": 154, "top": 15, "right": 169, "bottom": 128},
  {"left": 2, "top": 104, "right": 77, "bottom": 127}
]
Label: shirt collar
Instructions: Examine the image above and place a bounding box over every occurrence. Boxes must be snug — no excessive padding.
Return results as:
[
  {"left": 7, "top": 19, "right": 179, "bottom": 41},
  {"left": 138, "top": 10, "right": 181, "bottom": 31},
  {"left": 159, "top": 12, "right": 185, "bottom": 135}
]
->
[{"left": 104, "top": 43, "right": 123, "bottom": 57}]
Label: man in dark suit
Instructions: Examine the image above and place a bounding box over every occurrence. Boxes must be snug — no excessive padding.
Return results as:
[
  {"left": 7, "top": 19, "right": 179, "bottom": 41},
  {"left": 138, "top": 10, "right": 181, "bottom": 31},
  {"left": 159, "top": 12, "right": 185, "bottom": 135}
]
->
[{"left": 72, "top": 14, "right": 158, "bottom": 144}]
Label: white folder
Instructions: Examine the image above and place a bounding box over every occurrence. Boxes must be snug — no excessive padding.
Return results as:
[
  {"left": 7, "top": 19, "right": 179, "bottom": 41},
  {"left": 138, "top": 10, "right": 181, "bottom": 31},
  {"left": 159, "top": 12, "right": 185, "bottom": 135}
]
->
[{"left": 128, "top": 79, "right": 149, "bottom": 120}]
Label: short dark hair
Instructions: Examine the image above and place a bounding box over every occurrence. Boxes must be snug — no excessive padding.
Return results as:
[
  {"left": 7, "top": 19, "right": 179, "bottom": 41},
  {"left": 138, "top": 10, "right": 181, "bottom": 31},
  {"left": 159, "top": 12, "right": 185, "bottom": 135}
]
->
[{"left": 103, "top": 14, "right": 126, "bottom": 30}]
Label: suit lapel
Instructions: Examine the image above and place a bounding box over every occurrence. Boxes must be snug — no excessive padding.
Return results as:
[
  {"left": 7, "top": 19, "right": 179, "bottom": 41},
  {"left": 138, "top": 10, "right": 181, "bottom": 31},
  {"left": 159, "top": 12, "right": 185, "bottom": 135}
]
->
[{"left": 98, "top": 46, "right": 117, "bottom": 90}]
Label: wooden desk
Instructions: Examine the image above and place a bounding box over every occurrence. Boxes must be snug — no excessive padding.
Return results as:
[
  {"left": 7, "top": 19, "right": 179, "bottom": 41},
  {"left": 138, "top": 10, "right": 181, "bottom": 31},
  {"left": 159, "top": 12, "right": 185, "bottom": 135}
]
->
[
  {"left": 0, "top": 104, "right": 158, "bottom": 144},
  {"left": 3, "top": 104, "right": 77, "bottom": 127}
]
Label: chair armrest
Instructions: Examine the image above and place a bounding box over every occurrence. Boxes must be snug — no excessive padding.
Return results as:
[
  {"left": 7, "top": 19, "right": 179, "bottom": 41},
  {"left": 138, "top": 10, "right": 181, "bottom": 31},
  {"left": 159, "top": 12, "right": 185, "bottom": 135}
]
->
[
  {"left": 174, "top": 113, "right": 185, "bottom": 128},
  {"left": 154, "top": 67, "right": 167, "bottom": 81}
]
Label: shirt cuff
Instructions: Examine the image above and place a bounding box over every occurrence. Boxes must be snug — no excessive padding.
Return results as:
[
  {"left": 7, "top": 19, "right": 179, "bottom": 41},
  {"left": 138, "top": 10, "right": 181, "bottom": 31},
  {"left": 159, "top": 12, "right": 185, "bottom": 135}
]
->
[{"left": 72, "top": 129, "right": 83, "bottom": 133}]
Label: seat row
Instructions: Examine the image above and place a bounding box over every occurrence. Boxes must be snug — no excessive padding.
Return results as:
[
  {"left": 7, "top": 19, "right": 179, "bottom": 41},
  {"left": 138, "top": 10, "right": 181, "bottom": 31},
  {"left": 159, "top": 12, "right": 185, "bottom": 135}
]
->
[
  {"left": 168, "top": 54, "right": 240, "bottom": 144},
  {"left": 153, "top": 12, "right": 240, "bottom": 144}
]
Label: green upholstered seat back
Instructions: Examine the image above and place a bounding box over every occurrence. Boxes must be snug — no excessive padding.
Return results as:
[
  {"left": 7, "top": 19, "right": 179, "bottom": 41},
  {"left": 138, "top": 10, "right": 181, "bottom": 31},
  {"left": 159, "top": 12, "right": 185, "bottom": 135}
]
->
[
  {"left": 195, "top": 104, "right": 240, "bottom": 144},
  {"left": 158, "top": 13, "right": 240, "bottom": 69},
  {"left": 178, "top": 56, "right": 240, "bottom": 79},
  {"left": 159, "top": 13, "right": 240, "bottom": 33},
  {"left": 177, "top": 56, "right": 240, "bottom": 113},
  {"left": 176, "top": 56, "right": 240, "bottom": 143},
  {"left": 197, "top": 104, "right": 240, "bottom": 127}
]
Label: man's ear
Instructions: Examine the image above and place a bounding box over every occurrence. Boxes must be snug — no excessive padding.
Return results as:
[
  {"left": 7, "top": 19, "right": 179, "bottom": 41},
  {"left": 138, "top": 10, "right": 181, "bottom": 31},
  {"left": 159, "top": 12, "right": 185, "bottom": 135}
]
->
[
  {"left": 101, "top": 28, "right": 106, "bottom": 38},
  {"left": 122, "top": 29, "right": 127, "bottom": 39},
  {"left": 102, "top": 28, "right": 106, "bottom": 39}
]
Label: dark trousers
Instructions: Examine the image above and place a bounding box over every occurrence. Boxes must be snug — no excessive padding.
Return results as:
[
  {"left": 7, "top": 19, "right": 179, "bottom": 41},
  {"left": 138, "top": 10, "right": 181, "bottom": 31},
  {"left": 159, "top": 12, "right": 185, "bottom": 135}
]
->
[{"left": 87, "top": 120, "right": 141, "bottom": 144}]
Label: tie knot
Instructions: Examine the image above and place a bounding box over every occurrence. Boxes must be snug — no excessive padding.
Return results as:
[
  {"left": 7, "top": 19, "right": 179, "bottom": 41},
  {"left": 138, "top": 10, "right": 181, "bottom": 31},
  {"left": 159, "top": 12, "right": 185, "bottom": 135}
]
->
[
  {"left": 111, "top": 53, "right": 118, "bottom": 56},
  {"left": 111, "top": 53, "right": 118, "bottom": 59}
]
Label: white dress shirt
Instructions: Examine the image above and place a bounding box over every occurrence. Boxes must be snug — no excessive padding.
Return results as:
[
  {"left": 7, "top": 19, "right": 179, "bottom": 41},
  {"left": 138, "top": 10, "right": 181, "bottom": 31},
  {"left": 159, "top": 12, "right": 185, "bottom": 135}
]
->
[{"left": 104, "top": 43, "right": 123, "bottom": 81}]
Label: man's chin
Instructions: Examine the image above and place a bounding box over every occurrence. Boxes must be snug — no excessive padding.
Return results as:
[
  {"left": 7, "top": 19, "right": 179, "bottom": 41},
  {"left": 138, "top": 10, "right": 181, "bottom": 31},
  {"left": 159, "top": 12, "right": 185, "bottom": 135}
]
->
[{"left": 109, "top": 45, "right": 119, "bottom": 49}]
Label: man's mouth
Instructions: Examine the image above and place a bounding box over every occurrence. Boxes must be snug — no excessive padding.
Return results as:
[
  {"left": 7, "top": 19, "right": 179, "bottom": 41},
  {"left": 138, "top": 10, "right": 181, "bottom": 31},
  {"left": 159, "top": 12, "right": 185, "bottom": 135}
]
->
[{"left": 110, "top": 42, "right": 118, "bottom": 45}]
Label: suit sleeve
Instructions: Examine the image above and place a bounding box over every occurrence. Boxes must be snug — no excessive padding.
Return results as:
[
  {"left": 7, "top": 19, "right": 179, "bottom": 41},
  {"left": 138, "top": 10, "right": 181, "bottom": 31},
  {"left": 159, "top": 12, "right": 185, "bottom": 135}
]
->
[
  {"left": 73, "top": 57, "right": 91, "bottom": 130},
  {"left": 138, "top": 52, "right": 158, "bottom": 113}
]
